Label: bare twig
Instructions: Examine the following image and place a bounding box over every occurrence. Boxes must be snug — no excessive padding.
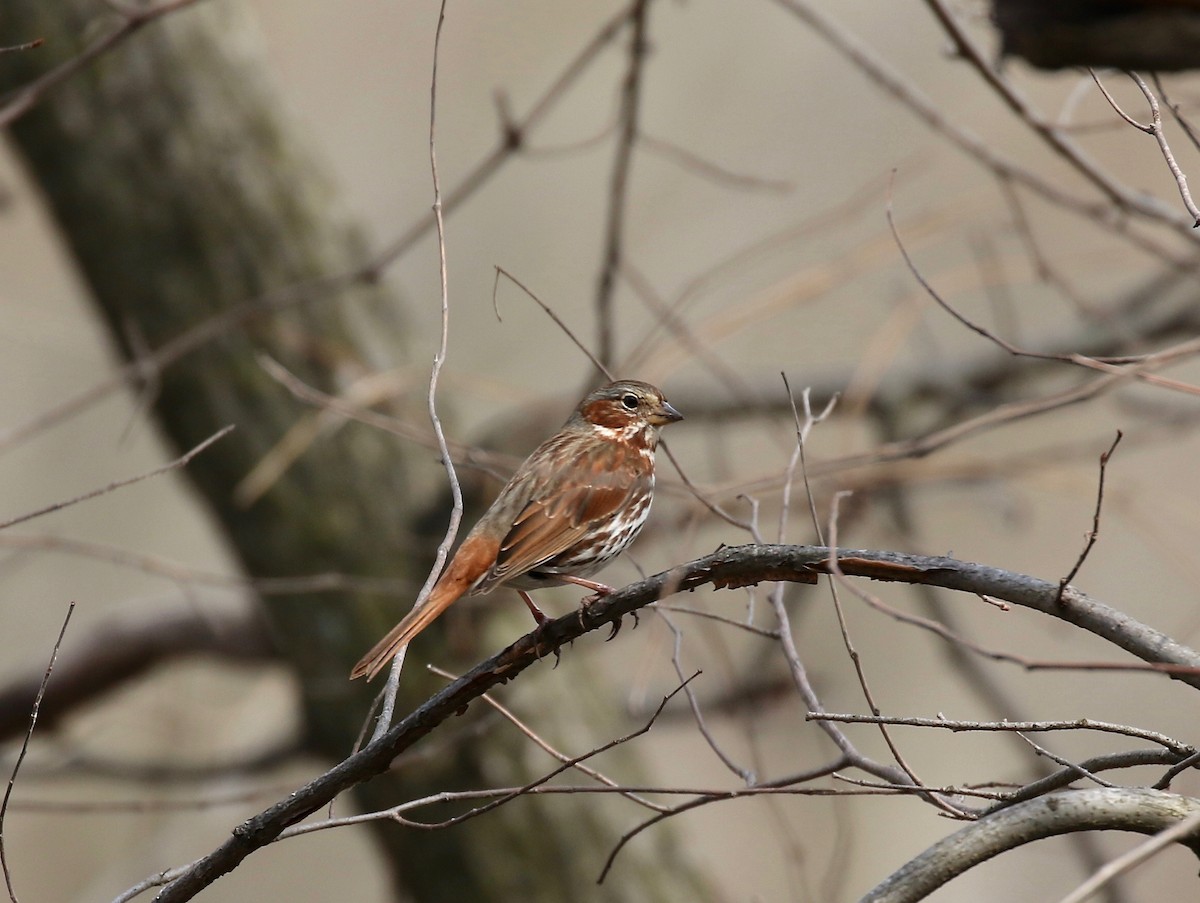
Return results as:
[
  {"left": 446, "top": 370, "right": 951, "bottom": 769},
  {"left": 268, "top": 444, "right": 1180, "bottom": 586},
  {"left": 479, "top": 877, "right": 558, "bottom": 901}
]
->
[
  {"left": 808, "top": 713, "right": 1193, "bottom": 756},
  {"left": 0, "top": 0, "right": 202, "bottom": 128},
  {"left": 922, "top": 0, "right": 1198, "bottom": 235},
  {"left": 427, "top": 665, "right": 668, "bottom": 812},
  {"left": 0, "top": 426, "right": 232, "bottom": 532},
  {"left": 773, "top": 0, "right": 1200, "bottom": 292},
  {"left": 1057, "top": 432, "right": 1123, "bottom": 603},
  {"left": 597, "top": 757, "right": 848, "bottom": 883},
  {"left": 492, "top": 267, "right": 613, "bottom": 379},
  {"left": 991, "top": 749, "right": 1183, "bottom": 814},
  {"left": 1089, "top": 71, "right": 1200, "bottom": 228},
  {"left": 372, "top": 0, "right": 460, "bottom": 738},
  {"left": 638, "top": 133, "right": 793, "bottom": 193},
  {"left": 0, "top": 602, "right": 74, "bottom": 903},
  {"left": 657, "top": 612, "right": 754, "bottom": 783},
  {"left": 256, "top": 354, "right": 514, "bottom": 482},
  {"left": 595, "top": 0, "right": 651, "bottom": 368},
  {"left": 824, "top": 495, "right": 968, "bottom": 818},
  {"left": 1015, "top": 733, "right": 1116, "bottom": 789},
  {"left": 0, "top": 39, "right": 44, "bottom": 55},
  {"left": 652, "top": 602, "right": 780, "bottom": 639},
  {"left": 1151, "top": 76, "right": 1200, "bottom": 156}
]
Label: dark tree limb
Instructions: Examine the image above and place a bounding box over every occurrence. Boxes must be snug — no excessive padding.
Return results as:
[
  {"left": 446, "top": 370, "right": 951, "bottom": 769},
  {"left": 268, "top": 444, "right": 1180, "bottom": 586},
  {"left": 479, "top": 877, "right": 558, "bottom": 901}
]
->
[{"left": 151, "top": 543, "right": 1200, "bottom": 901}]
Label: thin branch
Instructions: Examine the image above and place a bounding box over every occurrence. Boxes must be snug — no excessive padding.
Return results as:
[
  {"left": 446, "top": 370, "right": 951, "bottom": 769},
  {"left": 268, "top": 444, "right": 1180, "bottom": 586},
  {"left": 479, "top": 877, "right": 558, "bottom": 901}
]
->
[
  {"left": 426, "top": 665, "right": 667, "bottom": 813},
  {"left": 1129, "top": 72, "right": 1200, "bottom": 227},
  {"left": 597, "top": 758, "right": 848, "bottom": 883},
  {"left": 657, "top": 612, "right": 755, "bottom": 783},
  {"left": 0, "top": 0, "right": 203, "bottom": 128},
  {"left": 773, "top": 0, "right": 1200, "bottom": 287},
  {"left": 824, "top": 496, "right": 968, "bottom": 818},
  {"left": 0, "top": 602, "right": 74, "bottom": 903},
  {"left": 1015, "top": 733, "right": 1116, "bottom": 789},
  {"left": 0, "top": 426, "right": 233, "bottom": 532},
  {"left": 372, "top": 0, "right": 459, "bottom": 738},
  {"left": 1057, "top": 432, "right": 1123, "bottom": 603},
  {"left": 1151, "top": 75, "right": 1200, "bottom": 155},
  {"left": 492, "top": 267, "right": 613, "bottom": 379},
  {"left": 0, "top": 39, "right": 44, "bottom": 55},
  {"left": 652, "top": 602, "right": 780, "bottom": 639},
  {"left": 333, "top": 676, "right": 696, "bottom": 834},
  {"left": 638, "top": 132, "right": 794, "bottom": 193},
  {"left": 990, "top": 749, "right": 1184, "bottom": 814},
  {"left": 595, "top": 0, "right": 651, "bottom": 368},
  {"left": 256, "top": 354, "right": 515, "bottom": 481},
  {"left": 808, "top": 713, "right": 1193, "bottom": 756}
]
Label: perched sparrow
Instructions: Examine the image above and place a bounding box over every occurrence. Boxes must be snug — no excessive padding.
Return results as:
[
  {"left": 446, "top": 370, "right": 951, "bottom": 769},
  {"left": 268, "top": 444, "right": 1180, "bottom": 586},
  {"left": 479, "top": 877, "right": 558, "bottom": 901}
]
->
[{"left": 351, "top": 379, "right": 682, "bottom": 680}]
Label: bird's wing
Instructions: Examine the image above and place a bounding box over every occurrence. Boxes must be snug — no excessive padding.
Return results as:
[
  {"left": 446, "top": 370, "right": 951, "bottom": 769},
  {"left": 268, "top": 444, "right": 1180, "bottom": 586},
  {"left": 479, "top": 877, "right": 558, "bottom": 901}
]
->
[{"left": 477, "top": 439, "right": 646, "bottom": 591}]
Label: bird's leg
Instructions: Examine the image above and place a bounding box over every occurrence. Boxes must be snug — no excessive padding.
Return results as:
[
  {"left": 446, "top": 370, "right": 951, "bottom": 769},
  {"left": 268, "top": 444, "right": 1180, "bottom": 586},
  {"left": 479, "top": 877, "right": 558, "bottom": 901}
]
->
[
  {"left": 556, "top": 574, "right": 615, "bottom": 610},
  {"left": 520, "top": 591, "right": 562, "bottom": 667},
  {"left": 553, "top": 575, "right": 625, "bottom": 637},
  {"left": 518, "top": 590, "right": 550, "bottom": 627},
  {"left": 556, "top": 575, "right": 616, "bottom": 595}
]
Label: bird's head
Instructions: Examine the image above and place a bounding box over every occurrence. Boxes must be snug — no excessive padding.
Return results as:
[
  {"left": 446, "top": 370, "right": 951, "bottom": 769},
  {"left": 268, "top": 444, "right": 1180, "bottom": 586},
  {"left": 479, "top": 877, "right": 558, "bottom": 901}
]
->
[{"left": 573, "top": 379, "right": 683, "bottom": 445}]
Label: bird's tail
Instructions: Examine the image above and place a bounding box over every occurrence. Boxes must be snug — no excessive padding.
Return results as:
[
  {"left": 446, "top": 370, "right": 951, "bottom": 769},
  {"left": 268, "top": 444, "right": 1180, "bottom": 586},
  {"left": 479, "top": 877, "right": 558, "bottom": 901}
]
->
[
  {"left": 349, "top": 594, "right": 451, "bottom": 681},
  {"left": 350, "top": 534, "right": 496, "bottom": 680}
]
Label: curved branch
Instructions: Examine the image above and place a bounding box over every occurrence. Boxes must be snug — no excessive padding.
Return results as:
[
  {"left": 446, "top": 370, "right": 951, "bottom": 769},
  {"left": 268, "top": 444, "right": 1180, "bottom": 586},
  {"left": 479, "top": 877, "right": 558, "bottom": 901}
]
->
[
  {"left": 861, "top": 788, "right": 1200, "bottom": 903},
  {"left": 146, "top": 543, "right": 1200, "bottom": 901}
]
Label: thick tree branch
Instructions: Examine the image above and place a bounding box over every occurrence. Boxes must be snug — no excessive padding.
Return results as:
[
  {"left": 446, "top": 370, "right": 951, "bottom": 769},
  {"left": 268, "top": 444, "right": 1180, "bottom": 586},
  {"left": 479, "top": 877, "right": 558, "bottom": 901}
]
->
[
  {"left": 150, "top": 543, "right": 1200, "bottom": 901},
  {"left": 861, "top": 788, "right": 1200, "bottom": 903}
]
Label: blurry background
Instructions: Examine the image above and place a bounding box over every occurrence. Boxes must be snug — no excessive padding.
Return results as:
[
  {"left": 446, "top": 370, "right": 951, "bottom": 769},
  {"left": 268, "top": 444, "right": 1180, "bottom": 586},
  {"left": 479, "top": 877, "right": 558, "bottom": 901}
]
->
[{"left": 3, "top": 0, "right": 1200, "bottom": 900}]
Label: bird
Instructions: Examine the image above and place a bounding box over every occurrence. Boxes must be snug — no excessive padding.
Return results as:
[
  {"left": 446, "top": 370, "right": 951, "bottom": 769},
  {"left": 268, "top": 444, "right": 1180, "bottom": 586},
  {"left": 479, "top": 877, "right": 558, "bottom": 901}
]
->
[{"left": 350, "top": 379, "right": 683, "bottom": 680}]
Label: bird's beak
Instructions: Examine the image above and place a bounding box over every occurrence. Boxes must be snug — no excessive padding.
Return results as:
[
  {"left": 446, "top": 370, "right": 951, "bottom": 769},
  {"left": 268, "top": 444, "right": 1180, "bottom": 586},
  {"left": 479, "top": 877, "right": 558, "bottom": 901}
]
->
[{"left": 651, "top": 399, "right": 684, "bottom": 426}]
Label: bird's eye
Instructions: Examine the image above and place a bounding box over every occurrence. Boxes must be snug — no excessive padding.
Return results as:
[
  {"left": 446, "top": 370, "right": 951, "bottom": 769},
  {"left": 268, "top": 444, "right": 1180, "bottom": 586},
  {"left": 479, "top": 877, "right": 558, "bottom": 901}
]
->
[{"left": 621, "top": 393, "right": 639, "bottom": 410}]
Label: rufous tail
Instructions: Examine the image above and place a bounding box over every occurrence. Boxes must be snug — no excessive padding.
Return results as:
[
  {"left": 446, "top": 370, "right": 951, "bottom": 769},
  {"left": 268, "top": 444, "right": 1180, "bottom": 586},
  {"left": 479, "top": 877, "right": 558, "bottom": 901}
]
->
[{"left": 350, "top": 534, "right": 495, "bottom": 680}]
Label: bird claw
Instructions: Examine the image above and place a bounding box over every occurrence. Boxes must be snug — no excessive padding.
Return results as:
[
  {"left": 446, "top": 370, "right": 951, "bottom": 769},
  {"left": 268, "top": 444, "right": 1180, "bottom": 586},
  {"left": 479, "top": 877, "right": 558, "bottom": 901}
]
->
[
  {"left": 576, "top": 592, "right": 603, "bottom": 630},
  {"left": 606, "top": 617, "right": 622, "bottom": 641},
  {"left": 532, "top": 628, "right": 563, "bottom": 668}
]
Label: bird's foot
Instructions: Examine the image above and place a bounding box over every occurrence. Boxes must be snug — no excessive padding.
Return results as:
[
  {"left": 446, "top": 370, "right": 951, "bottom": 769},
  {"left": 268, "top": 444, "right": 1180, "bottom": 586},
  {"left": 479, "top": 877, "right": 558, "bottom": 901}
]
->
[{"left": 604, "top": 607, "right": 640, "bottom": 641}]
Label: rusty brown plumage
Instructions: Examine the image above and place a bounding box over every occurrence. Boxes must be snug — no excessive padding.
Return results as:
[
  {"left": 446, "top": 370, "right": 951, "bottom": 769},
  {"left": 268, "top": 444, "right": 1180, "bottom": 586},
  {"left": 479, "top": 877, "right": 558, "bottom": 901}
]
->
[{"left": 350, "top": 379, "right": 682, "bottom": 680}]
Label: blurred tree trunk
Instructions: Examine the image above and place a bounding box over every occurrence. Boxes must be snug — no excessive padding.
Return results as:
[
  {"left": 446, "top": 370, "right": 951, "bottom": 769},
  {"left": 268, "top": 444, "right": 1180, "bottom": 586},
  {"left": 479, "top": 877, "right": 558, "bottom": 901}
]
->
[{"left": 0, "top": 2, "right": 698, "bottom": 900}]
